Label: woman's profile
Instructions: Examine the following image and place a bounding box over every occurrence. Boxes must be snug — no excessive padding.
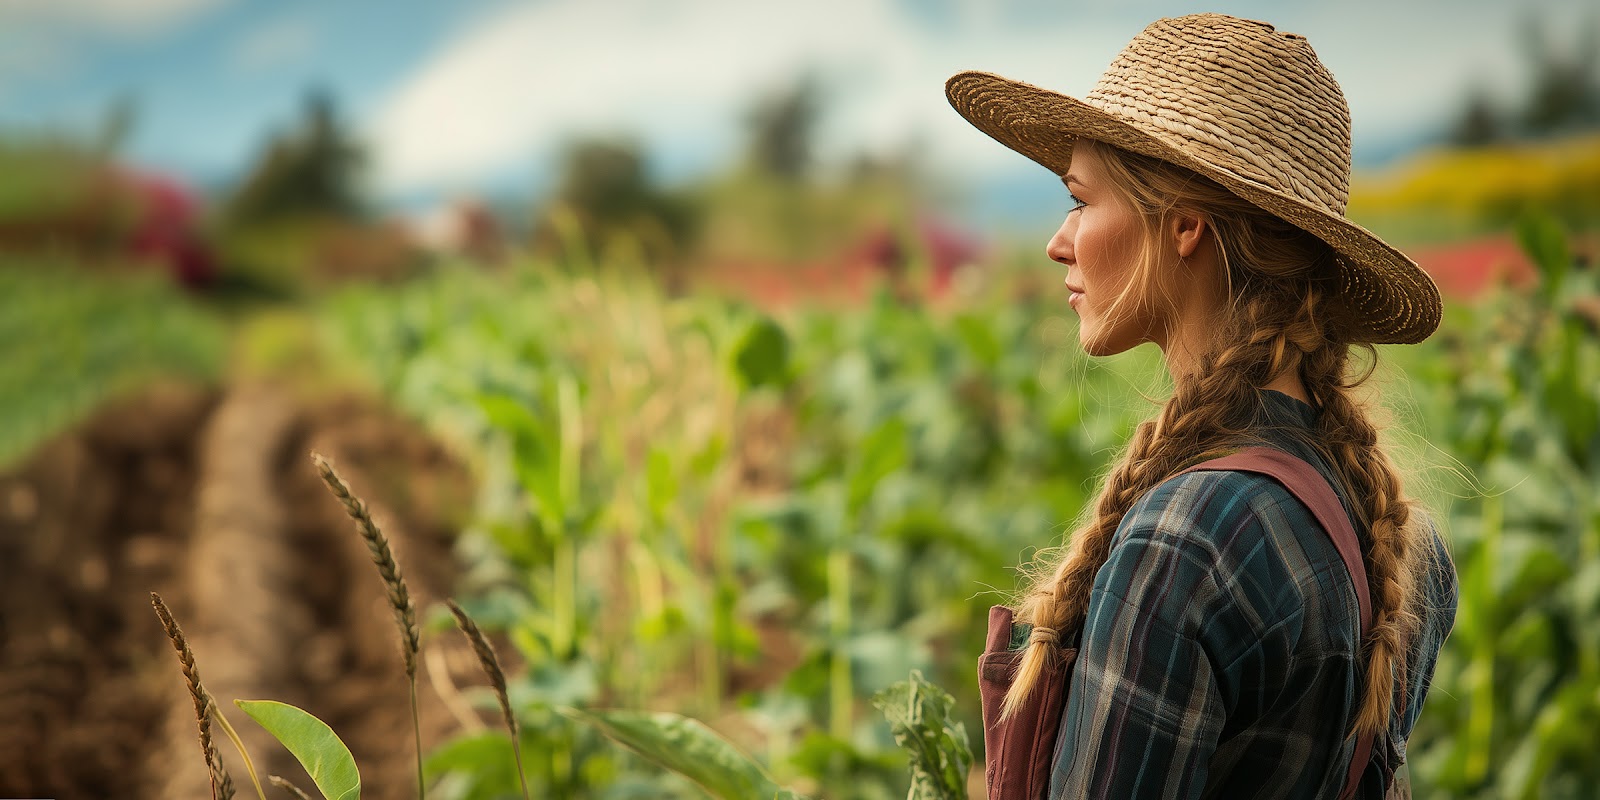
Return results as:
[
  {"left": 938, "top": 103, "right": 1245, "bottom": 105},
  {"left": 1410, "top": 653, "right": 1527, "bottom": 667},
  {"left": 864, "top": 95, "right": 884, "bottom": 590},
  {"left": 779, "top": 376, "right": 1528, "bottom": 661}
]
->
[{"left": 945, "top": 13, "right": 1458, "bottom": 799}]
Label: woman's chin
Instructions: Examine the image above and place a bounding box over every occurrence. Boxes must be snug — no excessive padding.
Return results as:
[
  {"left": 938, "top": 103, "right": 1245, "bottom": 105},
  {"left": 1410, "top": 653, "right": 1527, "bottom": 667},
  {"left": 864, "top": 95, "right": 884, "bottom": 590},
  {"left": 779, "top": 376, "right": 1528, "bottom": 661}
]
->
[{"left": 1078, "top": 330, "right": 1122, "bottom": 358}]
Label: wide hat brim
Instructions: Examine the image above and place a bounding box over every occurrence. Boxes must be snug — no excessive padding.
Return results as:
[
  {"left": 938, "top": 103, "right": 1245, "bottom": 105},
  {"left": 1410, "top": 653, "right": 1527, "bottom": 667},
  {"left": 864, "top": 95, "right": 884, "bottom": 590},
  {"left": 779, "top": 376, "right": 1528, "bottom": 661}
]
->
[{"left": 946, "top": 70, "right": 1441, "bottom": 345}]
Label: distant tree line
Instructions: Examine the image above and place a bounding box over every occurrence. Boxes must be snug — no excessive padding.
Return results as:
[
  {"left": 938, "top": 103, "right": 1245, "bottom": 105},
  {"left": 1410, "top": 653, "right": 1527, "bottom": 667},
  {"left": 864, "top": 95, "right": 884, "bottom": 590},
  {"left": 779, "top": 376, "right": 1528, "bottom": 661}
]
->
[
  {"left": 211, "top": 72, "right": 929, "bottom": 274},
  {"left": 1451, "top": 17, "right": 1600, "bottom": 146},
  {"left": 223, "top": 89, "right": 367, "bottom": 229}
]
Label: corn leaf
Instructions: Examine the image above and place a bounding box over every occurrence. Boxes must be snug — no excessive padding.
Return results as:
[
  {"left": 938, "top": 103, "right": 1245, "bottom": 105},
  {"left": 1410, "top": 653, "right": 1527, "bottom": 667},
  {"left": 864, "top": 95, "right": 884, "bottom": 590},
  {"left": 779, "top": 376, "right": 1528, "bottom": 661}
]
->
[{"left": 562, "top": 707, "right": 807, "bottom": 800}]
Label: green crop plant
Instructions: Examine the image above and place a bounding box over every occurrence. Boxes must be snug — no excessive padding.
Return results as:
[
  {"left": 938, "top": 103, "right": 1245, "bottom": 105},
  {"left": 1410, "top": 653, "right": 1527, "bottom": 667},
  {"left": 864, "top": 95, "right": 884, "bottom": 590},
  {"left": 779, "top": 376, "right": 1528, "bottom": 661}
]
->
[
  {"left": 1391, "top": 218, "right": 1600, "bottom": 799},
  {"left": 305, "top": 214, "right": 1598, "bottom": 798},
  {"left": 153, "top": 448, "right": 843, "bottom": 800},
  {"left": 0, "top": 259, "right": 224, "bottom": 467}
]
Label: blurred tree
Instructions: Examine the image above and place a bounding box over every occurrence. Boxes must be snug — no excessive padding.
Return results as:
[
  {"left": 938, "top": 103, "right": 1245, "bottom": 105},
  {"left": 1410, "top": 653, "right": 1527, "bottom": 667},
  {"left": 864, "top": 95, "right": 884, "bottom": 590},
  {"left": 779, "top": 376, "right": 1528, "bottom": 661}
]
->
[
  {"left": 1450, "top": 15, "right": 1600, "bottom": 147},
  {"left": 1450, "top": 88, "right": 1502, "bottom": 147},
  {"left": 744, "top": 76, "right": 821, "bottom": 181},
  {"left": 223, "top": 89, "right": 366, "bottom": 228},
  {"left": 1520, "top": 17, "right": 1600, "bottom": 135},
  {"left": 537, "top": 136, "right": 700, "bottom": 262}
]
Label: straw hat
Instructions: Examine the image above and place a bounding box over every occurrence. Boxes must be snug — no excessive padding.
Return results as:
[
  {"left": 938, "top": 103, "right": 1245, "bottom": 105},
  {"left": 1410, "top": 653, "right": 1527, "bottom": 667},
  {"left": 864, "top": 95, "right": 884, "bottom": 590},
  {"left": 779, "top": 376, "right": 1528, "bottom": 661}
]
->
[{"left": 946, "top": 13, "right": 1440, "bottom": 344}]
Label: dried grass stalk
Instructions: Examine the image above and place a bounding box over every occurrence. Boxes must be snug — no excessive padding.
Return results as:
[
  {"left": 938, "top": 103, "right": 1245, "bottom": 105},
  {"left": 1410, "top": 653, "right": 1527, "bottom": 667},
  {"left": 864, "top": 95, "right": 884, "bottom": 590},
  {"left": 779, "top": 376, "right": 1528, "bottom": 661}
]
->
[
  {"left": 150, "top": 591, "right": 238, "bottom": 800},
  {"left": 267, "top": 774, "right": 313, "bottom": 800},
  {"left": 446, "top": 599, "right": 530, "bottom": 800}
]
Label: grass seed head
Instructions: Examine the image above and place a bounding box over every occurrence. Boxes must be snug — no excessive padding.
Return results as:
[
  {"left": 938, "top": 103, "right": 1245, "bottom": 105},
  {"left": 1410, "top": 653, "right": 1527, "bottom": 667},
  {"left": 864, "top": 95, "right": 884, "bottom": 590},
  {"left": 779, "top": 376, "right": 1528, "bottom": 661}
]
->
[
  {"left": 151, "top": 592, "right": 236, "bottom": 800},
  {"left": 445, "top": 599, "right": 516, "bottom": 737},
  {"left": 311, "top": 452, "right": 420, "bottom": 678}
]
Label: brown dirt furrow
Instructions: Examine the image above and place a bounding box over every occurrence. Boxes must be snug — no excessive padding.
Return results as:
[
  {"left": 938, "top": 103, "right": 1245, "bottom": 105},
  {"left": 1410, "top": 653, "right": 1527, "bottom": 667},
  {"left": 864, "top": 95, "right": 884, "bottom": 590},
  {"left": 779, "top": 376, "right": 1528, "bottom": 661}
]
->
[
  {"left": 156, "top": 385, "right": 308, "bottom": 798},
  {"left": 0, "top": 383, "right": 475, "bottom": 800},
  {"left": 0, "top": 383, "right": 216, "bottom": 799}
]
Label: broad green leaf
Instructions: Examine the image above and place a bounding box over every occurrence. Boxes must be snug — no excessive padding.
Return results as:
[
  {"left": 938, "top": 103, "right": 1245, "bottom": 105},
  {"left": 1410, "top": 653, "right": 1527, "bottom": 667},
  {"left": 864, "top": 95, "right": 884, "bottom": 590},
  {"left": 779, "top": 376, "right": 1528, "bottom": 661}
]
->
[
  {"left": 952, "top": 313, "right": 1001, "bottom": 369},
  {"left": 731, "top": 316, "right": 791, "bottom": 389},
  {"left": 872, "top": 670, "right": 973, "bottom": 800},
  {"left": 235, "top": 700, "right": 360, "bottom": 800},
  {"left": 561, "top": 707, "right": 808, "bottom": 800},
  {"left": 423, "top": 730, "right": 526, "bottom": 797},
  {"left": 1516, "top": 214, "right": 1569, "bottom": 300},
  {"left": 478, "top": 393, "right": 564, "bottom": 527},
  {"left": 848, "top": 417, "right": 908, "bottom": 516}
]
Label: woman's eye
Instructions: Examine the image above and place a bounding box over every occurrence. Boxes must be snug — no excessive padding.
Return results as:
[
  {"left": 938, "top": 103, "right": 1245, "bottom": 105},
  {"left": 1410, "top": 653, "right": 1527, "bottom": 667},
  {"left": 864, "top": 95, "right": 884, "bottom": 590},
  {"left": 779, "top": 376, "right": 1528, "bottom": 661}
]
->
[{"left": 1067, "top": 192, "right": 1086, "bottom": 213}]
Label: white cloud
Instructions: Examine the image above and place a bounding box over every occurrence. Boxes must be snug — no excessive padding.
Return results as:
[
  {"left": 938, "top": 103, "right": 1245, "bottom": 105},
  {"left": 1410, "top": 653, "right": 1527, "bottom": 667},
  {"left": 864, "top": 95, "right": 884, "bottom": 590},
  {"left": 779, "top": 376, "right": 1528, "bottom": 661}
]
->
[
  {"left": 365, "top": 0, "right": 1593, "bottom": 196},
  {"left": 365, "top": 0, "right": 1131, "bottom": 195},
  {"left": 0, "top": 0, "right": 225, "bottom": 96},
  {"left": 230, "top": 15, "right": 317, "bottom": 73},
  {"left": 0, "top": 0, "right": 223, "bottom": 37}
]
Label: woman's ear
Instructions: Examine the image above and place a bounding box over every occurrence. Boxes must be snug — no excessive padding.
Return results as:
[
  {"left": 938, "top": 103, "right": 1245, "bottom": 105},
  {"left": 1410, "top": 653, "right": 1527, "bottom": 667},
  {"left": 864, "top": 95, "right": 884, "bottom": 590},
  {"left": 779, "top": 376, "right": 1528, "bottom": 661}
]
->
[{"left": 1170, "top": 210, "right": 1208, "bottom": 259}]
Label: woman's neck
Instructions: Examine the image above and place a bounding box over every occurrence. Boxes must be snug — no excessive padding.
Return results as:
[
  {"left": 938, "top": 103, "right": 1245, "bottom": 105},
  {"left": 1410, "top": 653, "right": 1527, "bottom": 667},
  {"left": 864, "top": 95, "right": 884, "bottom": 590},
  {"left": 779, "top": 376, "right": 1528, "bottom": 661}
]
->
[
  {"left": 1263, "top": 370, "right": 1313, "bottom": 406},
  {"left": 1163, "top": 336, "right": 1312, "bottom": 407}
]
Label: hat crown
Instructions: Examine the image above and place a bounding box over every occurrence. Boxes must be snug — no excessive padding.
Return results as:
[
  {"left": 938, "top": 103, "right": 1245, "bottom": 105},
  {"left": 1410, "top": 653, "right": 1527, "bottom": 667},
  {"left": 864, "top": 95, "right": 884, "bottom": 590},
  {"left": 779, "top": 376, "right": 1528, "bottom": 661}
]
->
[{"left": 1084, "top": 14, "right": 1353, "bottom": 214}]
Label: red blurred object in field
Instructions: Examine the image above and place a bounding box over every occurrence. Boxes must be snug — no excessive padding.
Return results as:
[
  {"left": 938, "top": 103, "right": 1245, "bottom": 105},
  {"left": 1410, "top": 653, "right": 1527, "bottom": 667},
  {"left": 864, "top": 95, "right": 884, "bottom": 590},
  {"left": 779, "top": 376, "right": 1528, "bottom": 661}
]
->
[
  {"left": 0, "top": 158, "right": 216, "bottom": 290},
  {"left": 1409, "top": 235, "right": 1536, "bottom": 298},
  {"left": 702, "top": 216, "right": 984, "bottom": 309},
  {"left": 115, "top": 168, "right": 217, "bottom": 290}
]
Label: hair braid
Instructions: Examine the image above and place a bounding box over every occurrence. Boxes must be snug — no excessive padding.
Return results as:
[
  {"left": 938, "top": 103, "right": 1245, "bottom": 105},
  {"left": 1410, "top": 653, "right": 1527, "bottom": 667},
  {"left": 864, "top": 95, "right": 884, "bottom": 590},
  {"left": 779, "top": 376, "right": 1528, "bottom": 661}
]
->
[
  {"left": 1003, "top": 142, "right": 1438, "bottom": 741},
  {"left": 1002, "top": 288, "right": 1299, "bottom": 719},
  {"left": 1301, "top": 338, "right": 1424, "bottom": 735}
]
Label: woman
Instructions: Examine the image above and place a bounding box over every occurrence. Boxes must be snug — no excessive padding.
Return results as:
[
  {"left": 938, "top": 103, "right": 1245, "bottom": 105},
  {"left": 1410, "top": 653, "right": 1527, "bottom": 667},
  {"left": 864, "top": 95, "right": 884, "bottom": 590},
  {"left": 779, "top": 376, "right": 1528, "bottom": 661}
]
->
[{"left": 945, "top": 14, "right": 1458, "bottom": 799}]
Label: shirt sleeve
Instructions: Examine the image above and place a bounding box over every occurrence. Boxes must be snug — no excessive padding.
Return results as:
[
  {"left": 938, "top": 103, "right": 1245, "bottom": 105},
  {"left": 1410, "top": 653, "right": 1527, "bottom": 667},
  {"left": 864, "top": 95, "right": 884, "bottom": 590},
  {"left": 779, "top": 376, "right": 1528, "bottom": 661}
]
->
[{"left": 1048, "top": 474, "right": 1263, "bottom": 800}]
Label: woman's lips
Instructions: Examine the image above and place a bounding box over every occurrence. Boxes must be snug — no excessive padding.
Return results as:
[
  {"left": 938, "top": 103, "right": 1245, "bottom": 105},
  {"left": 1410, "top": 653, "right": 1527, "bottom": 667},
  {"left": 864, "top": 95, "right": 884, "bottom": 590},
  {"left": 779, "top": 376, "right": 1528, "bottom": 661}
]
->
[{"left": 1065, "top": 279, "right": 1084, "bottom": 307}]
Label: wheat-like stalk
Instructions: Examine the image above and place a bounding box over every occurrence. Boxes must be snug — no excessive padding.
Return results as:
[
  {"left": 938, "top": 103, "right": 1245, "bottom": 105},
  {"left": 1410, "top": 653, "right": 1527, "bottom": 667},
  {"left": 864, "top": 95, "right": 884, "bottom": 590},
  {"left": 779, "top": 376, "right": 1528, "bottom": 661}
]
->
[
  {"left": 446, "top": 599, "right": 530, "bottom": 800},
  {"left": 267, "top": 774, "right": 313, "bottom": 800},
  {"left": 151, "top": 592, "right": 253, "bottom": 800},
  {"left": 443, "top": 600, "right": 513, "bottom": 732},
  {"left": 311, "top": 451, "right": 425, "bottom": 799},
  {"left": 311, "top": 452, "right": 420, "bottom": 677}
]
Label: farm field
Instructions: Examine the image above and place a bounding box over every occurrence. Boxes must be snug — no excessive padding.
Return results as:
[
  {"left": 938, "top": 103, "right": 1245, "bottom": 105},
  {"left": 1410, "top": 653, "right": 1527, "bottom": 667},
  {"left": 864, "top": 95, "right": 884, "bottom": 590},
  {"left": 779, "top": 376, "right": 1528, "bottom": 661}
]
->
[{"left": 4, "top": 205, "right": 1599, "bottom": 798}]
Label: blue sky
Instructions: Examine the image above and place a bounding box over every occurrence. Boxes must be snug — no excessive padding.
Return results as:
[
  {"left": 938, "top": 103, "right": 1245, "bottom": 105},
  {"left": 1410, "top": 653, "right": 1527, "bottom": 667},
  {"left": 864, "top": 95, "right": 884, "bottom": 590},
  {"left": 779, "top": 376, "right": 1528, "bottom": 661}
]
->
[{"left": 0, "top": 0, "right": 1592, "bottom": 228}]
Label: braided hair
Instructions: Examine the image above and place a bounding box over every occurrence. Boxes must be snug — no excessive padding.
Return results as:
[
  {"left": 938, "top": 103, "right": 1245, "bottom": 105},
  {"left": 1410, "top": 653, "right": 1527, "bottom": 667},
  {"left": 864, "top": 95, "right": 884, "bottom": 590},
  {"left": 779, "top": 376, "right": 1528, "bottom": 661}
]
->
[{"left": 1002, "top": 140, "right": 1431, "bottom": 739}]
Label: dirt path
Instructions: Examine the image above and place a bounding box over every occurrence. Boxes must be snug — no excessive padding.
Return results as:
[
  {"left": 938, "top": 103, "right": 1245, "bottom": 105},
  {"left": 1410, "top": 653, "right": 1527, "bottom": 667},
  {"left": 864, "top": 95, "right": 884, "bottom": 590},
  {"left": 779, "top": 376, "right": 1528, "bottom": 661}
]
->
[{"left": 0, "top": 382, "right": 477, "bottom": 800}]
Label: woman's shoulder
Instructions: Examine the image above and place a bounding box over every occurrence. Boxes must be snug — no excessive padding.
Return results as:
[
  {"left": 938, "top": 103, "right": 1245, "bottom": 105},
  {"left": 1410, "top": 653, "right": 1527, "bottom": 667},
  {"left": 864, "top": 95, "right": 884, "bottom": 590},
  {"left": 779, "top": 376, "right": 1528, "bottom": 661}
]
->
[
  {"left": 1112, "top": 466, "right": 1350, "bottom": 616},
  {"left": 1120, "top": 465, "right": 1320, "bottom": 551}
]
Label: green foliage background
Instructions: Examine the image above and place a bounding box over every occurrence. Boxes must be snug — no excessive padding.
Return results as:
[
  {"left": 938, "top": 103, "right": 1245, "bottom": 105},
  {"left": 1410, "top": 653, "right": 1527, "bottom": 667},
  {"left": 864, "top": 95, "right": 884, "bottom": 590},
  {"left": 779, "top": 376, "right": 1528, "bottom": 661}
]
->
[
  {"left": 310, "top": 220, "right": 1598, "bottom": 799},
  {"left": 2, "top": 119, "right": 1596, "bottom": 798}
]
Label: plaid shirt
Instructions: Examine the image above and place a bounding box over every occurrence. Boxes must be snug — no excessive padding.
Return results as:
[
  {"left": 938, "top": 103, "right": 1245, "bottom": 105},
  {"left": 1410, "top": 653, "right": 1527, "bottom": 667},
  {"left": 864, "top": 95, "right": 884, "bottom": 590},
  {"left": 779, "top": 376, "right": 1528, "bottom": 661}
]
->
[{"left": 1047, "top": 390, "right": 1458, "bottom": 799}]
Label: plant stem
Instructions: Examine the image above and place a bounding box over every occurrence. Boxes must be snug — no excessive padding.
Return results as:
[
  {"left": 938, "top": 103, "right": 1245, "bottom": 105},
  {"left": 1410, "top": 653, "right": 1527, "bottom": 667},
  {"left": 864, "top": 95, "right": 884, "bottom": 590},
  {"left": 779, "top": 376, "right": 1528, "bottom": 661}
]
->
[
  {"left": 511, "top": 736, "right": 532, "bottom": 800},
  {"left": 1464, "top": 492, "right": 1501, "bottom": 785},
  {"left": 213, "top": 708, "right": 268, "bottom": 800},
  {"left": 410, "top": 678, "right": 425, "bottom": 800},
  {"left": 828, "top": 546, "right": 853, "bottom": 740},
  {"left": 554, "top": 538, "right": 575, "bottom": 660}
]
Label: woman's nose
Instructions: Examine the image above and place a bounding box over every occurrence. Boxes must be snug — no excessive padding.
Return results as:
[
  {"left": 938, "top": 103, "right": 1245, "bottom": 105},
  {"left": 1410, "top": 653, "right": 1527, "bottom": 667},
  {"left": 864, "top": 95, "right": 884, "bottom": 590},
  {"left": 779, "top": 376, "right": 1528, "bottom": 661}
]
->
[{"left": 1046, "top": 220, "right": 1074, "bottom": 265}]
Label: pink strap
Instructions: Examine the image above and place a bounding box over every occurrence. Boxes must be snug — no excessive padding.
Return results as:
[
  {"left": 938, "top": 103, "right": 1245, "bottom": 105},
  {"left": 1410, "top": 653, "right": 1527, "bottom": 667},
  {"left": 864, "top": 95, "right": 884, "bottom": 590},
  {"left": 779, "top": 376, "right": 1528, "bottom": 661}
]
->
[{"left": 1181, "top": 447, "right": 1376, "bottom": 800}]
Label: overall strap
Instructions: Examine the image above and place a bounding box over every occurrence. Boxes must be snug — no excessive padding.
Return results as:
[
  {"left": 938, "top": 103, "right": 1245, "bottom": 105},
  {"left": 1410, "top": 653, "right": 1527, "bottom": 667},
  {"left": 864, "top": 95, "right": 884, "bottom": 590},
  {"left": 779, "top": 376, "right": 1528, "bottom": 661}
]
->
[{"left": 1180, "top": 447, "right": 1376, "bottom": 800}]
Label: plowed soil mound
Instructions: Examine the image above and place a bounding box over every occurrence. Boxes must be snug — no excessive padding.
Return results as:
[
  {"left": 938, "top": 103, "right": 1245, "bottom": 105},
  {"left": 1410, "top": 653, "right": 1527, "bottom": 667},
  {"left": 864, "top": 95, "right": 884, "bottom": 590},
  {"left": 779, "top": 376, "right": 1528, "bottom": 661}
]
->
[{"left": 0, "top": 382, "right": 478, "bottom": 800}]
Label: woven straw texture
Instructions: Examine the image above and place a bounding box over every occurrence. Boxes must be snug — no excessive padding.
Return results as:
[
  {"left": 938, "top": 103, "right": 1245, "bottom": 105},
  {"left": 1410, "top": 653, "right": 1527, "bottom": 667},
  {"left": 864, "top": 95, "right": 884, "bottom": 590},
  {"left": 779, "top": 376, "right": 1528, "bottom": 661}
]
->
[{"left": 946, "top": 13, "right": 1441, "bottom": 345}]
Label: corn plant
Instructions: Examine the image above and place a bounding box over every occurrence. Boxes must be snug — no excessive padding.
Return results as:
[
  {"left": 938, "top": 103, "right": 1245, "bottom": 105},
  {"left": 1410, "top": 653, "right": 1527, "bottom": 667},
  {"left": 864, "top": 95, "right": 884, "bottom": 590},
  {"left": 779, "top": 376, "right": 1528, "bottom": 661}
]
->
[{"left": 317, "top": 217, "right": 1598, "bottom": 798}]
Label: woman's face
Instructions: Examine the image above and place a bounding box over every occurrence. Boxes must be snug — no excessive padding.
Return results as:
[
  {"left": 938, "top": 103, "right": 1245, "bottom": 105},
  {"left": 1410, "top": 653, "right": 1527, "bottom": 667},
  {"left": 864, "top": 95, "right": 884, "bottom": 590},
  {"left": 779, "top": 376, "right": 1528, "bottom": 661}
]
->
[{"left": 1045, "top": 144, "right": 1168, "bottom": 356}]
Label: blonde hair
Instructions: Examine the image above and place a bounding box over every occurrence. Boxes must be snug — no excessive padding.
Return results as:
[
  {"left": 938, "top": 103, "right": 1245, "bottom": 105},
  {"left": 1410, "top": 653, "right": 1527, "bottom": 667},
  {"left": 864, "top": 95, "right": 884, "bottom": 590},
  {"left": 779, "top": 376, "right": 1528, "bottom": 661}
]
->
[{"left": 1004, "top": 139, "right": 1434, "bottom": 740}]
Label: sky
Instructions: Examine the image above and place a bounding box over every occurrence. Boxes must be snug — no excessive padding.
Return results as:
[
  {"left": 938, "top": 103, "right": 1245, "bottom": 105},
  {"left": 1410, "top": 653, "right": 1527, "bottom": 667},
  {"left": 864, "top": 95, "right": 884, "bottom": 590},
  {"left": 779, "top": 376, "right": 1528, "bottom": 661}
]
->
[{"left": 0, "top": 0, "right": 1593, "bottom": 227}]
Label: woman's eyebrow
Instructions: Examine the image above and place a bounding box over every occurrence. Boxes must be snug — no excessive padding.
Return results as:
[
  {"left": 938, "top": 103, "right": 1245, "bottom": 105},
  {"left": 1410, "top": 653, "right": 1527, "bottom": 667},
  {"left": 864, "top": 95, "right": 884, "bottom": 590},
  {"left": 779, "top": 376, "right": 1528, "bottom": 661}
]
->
[{"left": 1061, "top": 174, "right": 1084, "bottom": 188}]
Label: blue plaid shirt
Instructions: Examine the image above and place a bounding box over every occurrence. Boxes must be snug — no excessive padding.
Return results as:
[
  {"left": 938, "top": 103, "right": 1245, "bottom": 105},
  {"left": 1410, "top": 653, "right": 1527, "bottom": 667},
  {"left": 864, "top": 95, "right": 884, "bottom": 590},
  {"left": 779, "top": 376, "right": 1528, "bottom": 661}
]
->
[{"left": 1048, "top": 390, "right": 1457, "bottom": 799}]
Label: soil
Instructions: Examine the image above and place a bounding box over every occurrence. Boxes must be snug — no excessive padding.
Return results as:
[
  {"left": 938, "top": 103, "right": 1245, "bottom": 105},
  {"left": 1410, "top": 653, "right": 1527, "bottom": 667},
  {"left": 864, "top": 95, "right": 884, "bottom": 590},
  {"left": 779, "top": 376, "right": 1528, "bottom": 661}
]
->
[{"left": 0, "top": 381, "right": 483, "bottom": 800}]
